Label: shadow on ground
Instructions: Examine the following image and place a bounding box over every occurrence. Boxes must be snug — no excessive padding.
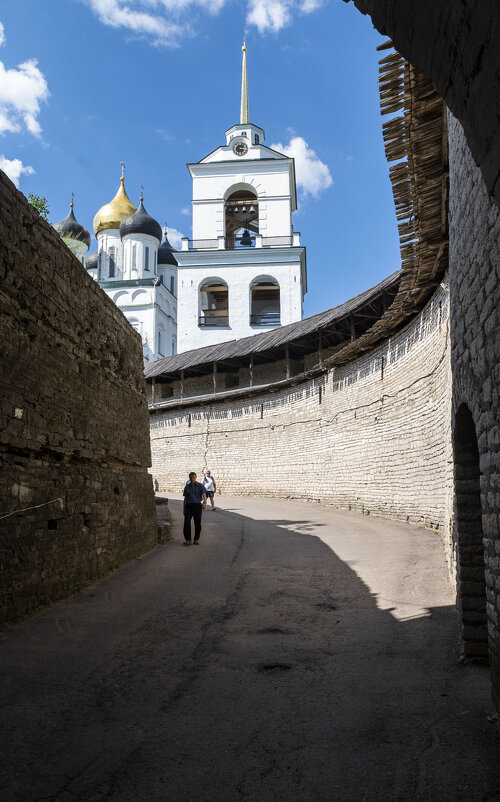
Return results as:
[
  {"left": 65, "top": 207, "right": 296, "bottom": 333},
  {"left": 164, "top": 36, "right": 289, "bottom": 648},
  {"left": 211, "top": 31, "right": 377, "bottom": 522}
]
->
[{"left": 0, "top": 498, "right": 498, "bottom": 801}]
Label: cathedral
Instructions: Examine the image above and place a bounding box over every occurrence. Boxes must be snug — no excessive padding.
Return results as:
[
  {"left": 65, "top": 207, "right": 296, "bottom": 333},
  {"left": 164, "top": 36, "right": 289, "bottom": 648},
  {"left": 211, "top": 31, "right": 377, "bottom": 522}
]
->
[{"left": 53, "top": 42, "right": 307, "bottom": 360}]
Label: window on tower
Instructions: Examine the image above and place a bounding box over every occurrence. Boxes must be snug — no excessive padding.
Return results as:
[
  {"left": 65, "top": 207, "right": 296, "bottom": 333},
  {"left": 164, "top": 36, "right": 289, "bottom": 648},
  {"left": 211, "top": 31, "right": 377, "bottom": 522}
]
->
[
  {"left": 145, "top": 247, "right": 150, "bottom": 271},
  {"left": 132, "top": 245, "right": 137, "bottom": 270},
  {"left": 199, "top": 279, "right": 229, "bottom": 327},
  {"left": 170, "top": 275, "right": 175, "bottom": 295},
  {"left": 250, "top": 277, "right": 281, "bottom": 326},
  {"left": 255, "top": 134, "right": 260, "bottom": 144}
]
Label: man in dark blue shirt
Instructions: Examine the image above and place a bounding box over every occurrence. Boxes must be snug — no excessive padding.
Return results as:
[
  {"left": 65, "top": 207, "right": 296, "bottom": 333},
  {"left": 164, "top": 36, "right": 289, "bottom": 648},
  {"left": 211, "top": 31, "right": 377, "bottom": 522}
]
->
[{"left": 182, "top": 472, "right": 207, "bottom": 545}]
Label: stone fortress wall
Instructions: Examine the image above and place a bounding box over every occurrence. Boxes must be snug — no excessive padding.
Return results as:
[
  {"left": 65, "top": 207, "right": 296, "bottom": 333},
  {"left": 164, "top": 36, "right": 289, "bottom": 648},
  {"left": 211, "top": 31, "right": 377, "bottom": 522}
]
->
[
  {"left": 447, "top": 115, "right": 500, "bottom": 704},
  {"left": 0, "top": 171, "right": 157, "bottom": 625},
  {"left": 150, "top": 283, "right": 454, "bottom": 565}
]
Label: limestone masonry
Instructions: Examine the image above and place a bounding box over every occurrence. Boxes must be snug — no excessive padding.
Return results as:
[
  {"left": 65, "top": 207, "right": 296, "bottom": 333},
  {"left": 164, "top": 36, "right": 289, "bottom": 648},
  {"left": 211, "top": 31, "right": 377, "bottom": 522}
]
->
[{"left": 0, "top": 171, "right": 157, "bottom": 625}]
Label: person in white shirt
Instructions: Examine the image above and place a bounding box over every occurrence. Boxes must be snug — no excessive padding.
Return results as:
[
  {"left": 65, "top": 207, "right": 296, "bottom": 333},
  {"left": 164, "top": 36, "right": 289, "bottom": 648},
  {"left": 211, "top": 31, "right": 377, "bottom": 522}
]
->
[{"left": 202, "top": 470, "right": 217, "bottom": 511}]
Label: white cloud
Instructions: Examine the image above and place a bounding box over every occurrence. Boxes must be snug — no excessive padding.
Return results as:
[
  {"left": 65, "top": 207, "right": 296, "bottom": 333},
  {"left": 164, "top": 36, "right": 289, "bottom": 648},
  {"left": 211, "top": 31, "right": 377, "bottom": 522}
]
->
[
  {"left": 180, "top": 205, "right": 191, "bottom": 216},
  {"left": 0, "top": 22, "right": 5, "bottom": 46},
  {"left": 167, "top": 226, "right": 185, "bottom": 249},
  {"left": 85, "top": 0, "right": 321, "bottom": 43},
  {"left": 247, "top": 0, "right": 291, "bottom": 33},
  {"left": 0, "top": 155, "right": 35, "bottom": 187},
  {"left": 84, "top": 0, "right": 227, "bottom": 45},
  {"left": 246, "top": 0, "right": 321, "bottom": 33},
  {"left": 0, "top": 55, "right": 49, "bottom": 137},
  {"left": 270, "top": 135, "right": 332, "bottom": 198}
]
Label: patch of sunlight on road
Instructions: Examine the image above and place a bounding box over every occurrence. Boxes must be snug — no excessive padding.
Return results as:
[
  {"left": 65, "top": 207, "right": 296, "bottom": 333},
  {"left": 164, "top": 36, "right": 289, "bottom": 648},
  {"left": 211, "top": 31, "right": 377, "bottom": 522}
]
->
[{"left": 271, "top": 519, "right": 445, "bottom": 622}]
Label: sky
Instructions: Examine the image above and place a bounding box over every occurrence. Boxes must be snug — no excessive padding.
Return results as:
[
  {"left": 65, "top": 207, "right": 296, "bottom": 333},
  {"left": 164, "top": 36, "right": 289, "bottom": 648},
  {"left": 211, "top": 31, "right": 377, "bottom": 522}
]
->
[{"left": 0, "top": 0, "right": 401, "bottom": 318}]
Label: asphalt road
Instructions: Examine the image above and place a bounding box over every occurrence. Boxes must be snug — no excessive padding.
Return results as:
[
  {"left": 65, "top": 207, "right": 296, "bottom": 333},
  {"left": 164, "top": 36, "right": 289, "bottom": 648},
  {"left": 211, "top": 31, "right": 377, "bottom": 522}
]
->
[{"left": 1, "top": 495, "right": 499, "bottom": 802}]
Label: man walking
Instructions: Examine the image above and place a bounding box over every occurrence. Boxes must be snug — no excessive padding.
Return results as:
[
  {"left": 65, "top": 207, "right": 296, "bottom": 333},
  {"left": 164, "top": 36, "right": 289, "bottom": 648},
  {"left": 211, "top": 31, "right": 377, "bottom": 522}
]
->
[
  {"left": 203, "top": 469, "right": 217, "bottom": 511},
  {"left": 183, "top": 472, "right": 207, "bottom": 545}
]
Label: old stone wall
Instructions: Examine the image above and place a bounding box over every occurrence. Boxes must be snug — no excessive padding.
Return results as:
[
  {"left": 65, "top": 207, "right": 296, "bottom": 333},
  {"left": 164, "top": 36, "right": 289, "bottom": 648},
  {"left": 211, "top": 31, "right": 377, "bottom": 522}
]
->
[
  {"left": 150, "top": 285, "right": 453, "bottom": 566},
  {"left": 448, "top": 115, "right": 500, "bottom": 705},
  {"left": 0, "top": 170, "right": 157, "bottom": 624}
]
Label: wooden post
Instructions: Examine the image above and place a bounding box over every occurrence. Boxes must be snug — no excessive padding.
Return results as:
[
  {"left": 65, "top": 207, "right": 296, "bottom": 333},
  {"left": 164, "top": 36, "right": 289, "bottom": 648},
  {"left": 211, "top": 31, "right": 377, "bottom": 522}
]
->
[
  {"left": 350, "top": 316, "right": 356, "bottom": 342},
  {"left": 151, "top": 377, "right": 156, "bottom": 405},
  {"left": 285, "top": 345, "right": 291, "bottom": 379},
  {"left": 249, "top": 354, "right": 254, "bottom": 387},
  {"left": 318, "top": 330, "right": 323, "bottom": 365},
  {"left": 213, "top": 361, "right": 217, "bottom": 394},
  {"left": 180, "top": 370, "right": 184, "bottom": 399}
]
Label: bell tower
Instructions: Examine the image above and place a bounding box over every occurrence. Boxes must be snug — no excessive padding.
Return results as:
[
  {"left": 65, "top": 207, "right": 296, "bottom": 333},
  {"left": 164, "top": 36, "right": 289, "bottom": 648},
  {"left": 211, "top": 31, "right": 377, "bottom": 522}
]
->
[{"left": 176, "top": 41, "right": 307, "bottom": 354}]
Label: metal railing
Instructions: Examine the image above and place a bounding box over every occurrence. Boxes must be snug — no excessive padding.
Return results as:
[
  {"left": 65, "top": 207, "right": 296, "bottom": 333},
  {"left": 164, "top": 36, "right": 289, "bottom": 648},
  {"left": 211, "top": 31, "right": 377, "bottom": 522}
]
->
[
  {"left": 199, "top": 315, "right": 229, "bottom": 327},
  {"left": 184, "top": 235, "right": 297, "bottom": 251},
  {"left": 250, "top": 313, "right": 281, "bottom": 326}
]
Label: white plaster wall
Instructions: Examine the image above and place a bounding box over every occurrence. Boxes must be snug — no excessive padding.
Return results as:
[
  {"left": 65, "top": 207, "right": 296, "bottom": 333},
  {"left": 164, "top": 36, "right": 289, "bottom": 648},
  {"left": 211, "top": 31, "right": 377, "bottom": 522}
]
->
[
  {"left": 97, "top": 228, "right": 122, "bottom": 279},
  {"left": 191, "top": 162, "right": 294, "bottom": 240},
  {"left": 121, "top": 233, "right": 159, "bottom": 280},
  {"left": 177, "top": 256, "right": 303, "bottom": 352}
]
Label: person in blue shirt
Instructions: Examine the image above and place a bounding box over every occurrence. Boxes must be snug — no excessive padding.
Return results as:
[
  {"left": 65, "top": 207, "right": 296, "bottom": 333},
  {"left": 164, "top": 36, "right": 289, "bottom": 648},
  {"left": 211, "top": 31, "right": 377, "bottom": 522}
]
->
[{"left": 182, "top": 472, "right": 207, "bottom": 545}]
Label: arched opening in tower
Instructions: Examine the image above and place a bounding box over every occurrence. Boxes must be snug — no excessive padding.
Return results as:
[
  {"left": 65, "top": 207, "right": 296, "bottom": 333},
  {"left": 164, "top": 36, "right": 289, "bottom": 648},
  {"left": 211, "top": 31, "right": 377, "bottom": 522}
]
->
[
  {"left": 250, "top": 278, "right": 281, "bottom": 326},
  {"left": 199, "top": 279, "right": 229, "bottom": 327},
  {"left": 453, "top": 403, "right": 489, "bottom": 663},
  {"left": 225, "top": 189, "right": 258, "bottom": 250}
]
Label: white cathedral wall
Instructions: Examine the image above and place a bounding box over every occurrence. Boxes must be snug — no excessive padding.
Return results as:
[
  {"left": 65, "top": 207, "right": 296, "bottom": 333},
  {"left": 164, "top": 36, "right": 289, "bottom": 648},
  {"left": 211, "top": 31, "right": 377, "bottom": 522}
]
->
[
  {"left": 97, "top": 229, "right": 122, "bottom": 278},
  {"left": 122, "top": 233, "right": 159, "bottom": 280}
]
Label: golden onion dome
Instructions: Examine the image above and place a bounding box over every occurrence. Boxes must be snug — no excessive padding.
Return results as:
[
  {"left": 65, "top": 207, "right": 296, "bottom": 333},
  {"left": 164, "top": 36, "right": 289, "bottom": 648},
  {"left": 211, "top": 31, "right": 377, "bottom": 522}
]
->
[{"left": 93, "top": 177, "right": 136, "bottom": 235}]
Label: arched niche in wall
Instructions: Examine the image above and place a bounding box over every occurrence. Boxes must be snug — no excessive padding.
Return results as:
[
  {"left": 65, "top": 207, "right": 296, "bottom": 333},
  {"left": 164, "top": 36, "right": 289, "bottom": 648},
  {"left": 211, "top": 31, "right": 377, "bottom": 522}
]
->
[
  {"left": 199, "top": 277, "right": 229, "bottom": 328},
  {"left": 453, "top": 403, "right": 489, "bottom": 663},
  {"left": 249, "top": 275, "right": 281, "bottom": 326},
  {"left": 131, "top": 289, "right": 150, "bottom": 304},
  {"left": 112, "top": 290, "right": 129, "bottom": 305}
]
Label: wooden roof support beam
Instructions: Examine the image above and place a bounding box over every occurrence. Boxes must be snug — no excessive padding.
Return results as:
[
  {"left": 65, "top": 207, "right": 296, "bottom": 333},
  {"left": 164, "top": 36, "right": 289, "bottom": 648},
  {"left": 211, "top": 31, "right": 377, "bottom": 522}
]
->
[{"left": 212, "top": 361, "right": 217, "bottom": 394}]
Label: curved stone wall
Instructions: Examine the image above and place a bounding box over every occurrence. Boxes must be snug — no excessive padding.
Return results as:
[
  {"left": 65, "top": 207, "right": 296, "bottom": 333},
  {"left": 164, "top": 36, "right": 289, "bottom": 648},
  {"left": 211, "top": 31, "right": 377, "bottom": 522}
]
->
[{"left": 150, "top": 284, "right": 453, "bottom": 563}]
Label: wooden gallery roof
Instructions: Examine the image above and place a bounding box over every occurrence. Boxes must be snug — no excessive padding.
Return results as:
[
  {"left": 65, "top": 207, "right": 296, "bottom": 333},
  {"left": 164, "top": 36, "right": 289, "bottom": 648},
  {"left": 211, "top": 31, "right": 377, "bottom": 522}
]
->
[{"left": 146, "top": 43, "right": 449, "bottom": 404}]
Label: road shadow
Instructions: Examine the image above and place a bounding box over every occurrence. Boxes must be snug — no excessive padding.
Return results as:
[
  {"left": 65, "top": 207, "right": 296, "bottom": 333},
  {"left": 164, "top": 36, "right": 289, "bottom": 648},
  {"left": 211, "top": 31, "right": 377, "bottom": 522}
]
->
[{"left": 0, "top": 499, "right": 498, "bottom": 801}]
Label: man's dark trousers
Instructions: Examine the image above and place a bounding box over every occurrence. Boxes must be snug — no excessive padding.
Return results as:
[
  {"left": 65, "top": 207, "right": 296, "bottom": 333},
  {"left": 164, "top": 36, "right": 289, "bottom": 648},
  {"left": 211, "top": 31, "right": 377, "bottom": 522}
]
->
[{"left": 184, "top": 502, "right": 202, "bottom": 541}]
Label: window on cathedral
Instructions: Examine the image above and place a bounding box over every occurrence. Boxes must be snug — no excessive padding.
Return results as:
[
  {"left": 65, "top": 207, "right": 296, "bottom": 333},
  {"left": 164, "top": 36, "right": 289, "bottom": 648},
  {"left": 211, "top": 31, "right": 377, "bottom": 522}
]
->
[
  {"left": 153, "top": 251, "right": 156, "bottom": 272},
  {"left": 108, "top": 247, "right": 116, "bottom": 278},
  {"left": 157, "top": 330, "right": 164, "bottom": 356},
  {"left": 255, "top": 134, "right": 260, "bottom": 144},
  {"left": 172, "top": 338, "right": 176, "bottom": 355},
  {"left": 170, "top": 275, "right": 175, "bottom": 295},
  {"left": 98, "top": 250, "right": 103, "bottom": 280},
  {"left": 250, "top": 279, "right": 280, "bottom": 326},
  {"left": 132, "top": 245, "right": 137, "bottom": 270},
  {"left": 145, "top": 247, "right": 150, "bottom": 271}
]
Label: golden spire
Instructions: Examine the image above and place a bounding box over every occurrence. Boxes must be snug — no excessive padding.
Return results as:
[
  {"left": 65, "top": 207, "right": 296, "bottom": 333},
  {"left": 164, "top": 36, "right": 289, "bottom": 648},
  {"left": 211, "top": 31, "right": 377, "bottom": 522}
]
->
[{"left": 240, "top": 39, "right": 249, "bottom": 125}]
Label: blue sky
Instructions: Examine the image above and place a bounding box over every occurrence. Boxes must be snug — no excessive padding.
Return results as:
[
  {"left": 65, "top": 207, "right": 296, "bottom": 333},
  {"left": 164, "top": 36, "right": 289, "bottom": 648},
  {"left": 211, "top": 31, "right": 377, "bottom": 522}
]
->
[{"left": 0, "top": 0, "right": 400, "bottom": 317}]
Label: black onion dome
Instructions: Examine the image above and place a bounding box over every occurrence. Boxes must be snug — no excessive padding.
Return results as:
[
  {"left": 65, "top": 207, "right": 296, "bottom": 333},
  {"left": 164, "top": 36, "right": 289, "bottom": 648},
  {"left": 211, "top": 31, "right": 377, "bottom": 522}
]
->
[
  {"left": 158, "top": 231, "right": 178, "bottom": 266},
  {"left": 86, "top": 251, "right": 98, "bottom": 271},
  {"left": 119, "top": 199, "right": 162, "bottom": 242},
  {"left": 53, "top": 204, "right": 91, "bottom": 248}
]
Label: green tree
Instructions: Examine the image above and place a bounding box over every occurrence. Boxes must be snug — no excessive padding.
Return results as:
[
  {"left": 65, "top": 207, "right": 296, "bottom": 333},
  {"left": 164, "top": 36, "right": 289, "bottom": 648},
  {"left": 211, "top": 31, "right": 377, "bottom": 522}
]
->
[{"left": 27, "top": 193, "right": 50, "bottom": 221}]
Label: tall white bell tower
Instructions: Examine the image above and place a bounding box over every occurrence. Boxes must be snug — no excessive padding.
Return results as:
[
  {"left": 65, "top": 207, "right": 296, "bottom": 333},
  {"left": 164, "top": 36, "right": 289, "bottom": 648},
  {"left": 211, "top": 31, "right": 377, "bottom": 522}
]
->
[{"left": 176, "top": 41, "right": 307, "bottom": 353}]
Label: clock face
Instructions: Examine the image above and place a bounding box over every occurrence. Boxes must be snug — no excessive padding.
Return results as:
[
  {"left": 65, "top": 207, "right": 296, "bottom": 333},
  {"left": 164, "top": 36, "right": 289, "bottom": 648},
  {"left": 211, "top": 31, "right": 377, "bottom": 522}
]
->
[{"left": 233, "top": 141, "right": 248, "bottom": 157}]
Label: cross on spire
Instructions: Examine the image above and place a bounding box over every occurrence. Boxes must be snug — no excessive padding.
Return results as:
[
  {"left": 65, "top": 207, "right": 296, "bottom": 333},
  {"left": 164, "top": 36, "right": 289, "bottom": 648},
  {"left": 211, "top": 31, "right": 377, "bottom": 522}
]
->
[
  {"left": 140, "top": 184, "right": 144, "bottom": 202},
  {"left": 70, "top": 192, "right": 74, "bottom": 209},
  {"left": 121, "top": 161, "right": 125, "bottom": 179}
]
